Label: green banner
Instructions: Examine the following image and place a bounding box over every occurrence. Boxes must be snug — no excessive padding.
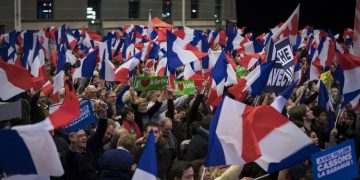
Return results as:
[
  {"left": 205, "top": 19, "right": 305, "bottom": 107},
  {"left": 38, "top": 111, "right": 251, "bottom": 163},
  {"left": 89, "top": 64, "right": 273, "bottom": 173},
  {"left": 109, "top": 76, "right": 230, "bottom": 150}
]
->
[
  {"left": 236, "top": 65, "right": 247, "bottom": 77},
  {"left": 134, "top": 76, "right": 168, "bottom": 91},
  {"left": 175, "top": 80, "right": 196, "bottom": 95}
]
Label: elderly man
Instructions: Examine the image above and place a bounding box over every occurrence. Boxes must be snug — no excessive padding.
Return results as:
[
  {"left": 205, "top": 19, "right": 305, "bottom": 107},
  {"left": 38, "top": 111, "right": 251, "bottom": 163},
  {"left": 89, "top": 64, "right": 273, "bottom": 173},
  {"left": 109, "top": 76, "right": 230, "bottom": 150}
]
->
[
  {"left": 64, "top": 100, "right": 108, "bottom": 180},
  {"left": 83, "top": 85, "right": 97, "bottom": 100}
]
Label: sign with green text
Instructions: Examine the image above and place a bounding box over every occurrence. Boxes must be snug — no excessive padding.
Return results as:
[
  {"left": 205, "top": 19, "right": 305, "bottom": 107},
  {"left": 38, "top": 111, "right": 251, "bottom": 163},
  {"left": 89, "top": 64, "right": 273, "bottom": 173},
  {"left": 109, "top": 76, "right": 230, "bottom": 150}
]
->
[
  {"left": 134, "top": 76, "right": 168, "bottom": 91},
  {"left": 175, "top": 80, "right": 196, "bottom": 95}
]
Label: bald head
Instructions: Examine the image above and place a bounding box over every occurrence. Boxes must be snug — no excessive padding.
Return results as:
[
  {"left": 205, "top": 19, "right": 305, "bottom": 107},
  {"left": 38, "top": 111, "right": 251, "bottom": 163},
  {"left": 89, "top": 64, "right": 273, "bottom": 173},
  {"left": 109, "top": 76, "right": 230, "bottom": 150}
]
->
[{"left": 84, "top": 85, "right": 97, "bottom": 99}]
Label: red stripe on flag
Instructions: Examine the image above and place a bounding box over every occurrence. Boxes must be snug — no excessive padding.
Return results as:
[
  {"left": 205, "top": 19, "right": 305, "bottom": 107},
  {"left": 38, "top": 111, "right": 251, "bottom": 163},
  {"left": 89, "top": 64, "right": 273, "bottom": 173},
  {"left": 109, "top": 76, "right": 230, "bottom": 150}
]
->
[
  {"left": 337, "top": 53, "right": 360, "bottom": 70},
  {"left": 185, "top": 44, "right": 208, "bottom": 60},
  {"left": 49, "top": 84, "right": 80, "bottom": 129},
  {"left": 114, "top": 68, "right": 129, "bottom": 84},
  {"left": 241, "top": 105, "right": 288, "bottom": 162},
  {"left": 0, "top": 60, "right": 40, "bottom": 90}
]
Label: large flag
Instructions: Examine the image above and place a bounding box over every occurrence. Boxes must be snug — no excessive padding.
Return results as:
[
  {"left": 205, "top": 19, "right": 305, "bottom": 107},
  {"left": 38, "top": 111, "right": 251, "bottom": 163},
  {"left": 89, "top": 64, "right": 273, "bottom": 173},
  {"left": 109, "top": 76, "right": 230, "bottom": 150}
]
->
[
  {"left": 72, "top": 48, "right": 99, "bottom": 79},
  {"left": 272, "top": 5, "right": 300, "bottom": 46},
  {"left": 166, "top": 31, "right": 207, "bottom": 70},
  {"left": 114, "top": 51, "right": 141, "bottom": 84},
  {"left": 132, "top": 131, "right": 157, "bottom": 180},
  {"left": 317, "top": 37, "right": 335, "bottom": 68},
  {"left": 352, "top": 0, "right": 360, "bottom": 56},
  {"left": 0, "top": 60, "right": 41, "bottom": 100},
  {"left": 206, "top": 52, "right": 237, "bottom": 107},
  {"left": 206, "top": 96, "right": 319, "bottom": 173},
  {"left": 337, "top": 53, "right": 360, "bottom": 107},
  {"left": 0, "top": 128, "right": 63, "bottom": 176}
]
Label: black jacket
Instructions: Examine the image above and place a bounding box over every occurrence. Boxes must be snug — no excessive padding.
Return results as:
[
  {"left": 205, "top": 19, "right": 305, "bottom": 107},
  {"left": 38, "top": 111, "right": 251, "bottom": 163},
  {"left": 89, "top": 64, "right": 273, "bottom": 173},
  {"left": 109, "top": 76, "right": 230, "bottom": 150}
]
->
[
  {"left": 64, "top": 118, "right": 107, "bottom": 180},
  {"left": 135, "top": 140, "right": 172, "bottom": 180},
  {"left": 183, "top": 127, "right": 209, "bottom": 161},
  {"left": 132, "top": 100, "right": 162, "bottom": 132}
]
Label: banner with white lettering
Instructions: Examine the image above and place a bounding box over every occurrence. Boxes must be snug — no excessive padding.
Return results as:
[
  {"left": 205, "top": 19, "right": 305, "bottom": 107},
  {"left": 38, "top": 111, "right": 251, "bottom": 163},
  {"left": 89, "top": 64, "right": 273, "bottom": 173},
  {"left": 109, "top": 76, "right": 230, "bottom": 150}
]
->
[
  {"left": 311, "top": 139, "right": 359, "bottom": 180},
  {"left": 264, "top": 38, "right": 294, "bottom": 93},
  {"left": 61, "top": 100, "right": 96, "bottom": 134}
]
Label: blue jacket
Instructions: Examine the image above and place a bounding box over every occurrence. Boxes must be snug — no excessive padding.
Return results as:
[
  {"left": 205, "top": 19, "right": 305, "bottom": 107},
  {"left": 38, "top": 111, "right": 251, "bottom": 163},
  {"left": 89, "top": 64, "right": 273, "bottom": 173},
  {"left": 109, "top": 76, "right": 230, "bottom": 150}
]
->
[{"left": 99, "top": 148, "right": 133, "bottom": 180}]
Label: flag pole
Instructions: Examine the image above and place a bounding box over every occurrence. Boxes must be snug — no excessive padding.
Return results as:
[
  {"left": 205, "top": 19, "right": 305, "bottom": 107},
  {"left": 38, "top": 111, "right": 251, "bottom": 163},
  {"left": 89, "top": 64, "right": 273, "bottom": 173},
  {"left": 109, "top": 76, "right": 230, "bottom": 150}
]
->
[
  {"left": 334, "top": 107, "right": 343, "bottom": 126},
  {"left": 253, "top": 95, "right": 260, "bottom": 106},
  {"left": 254, "top": 173, "right": 269, "bottom": 180},
  {"left": 200, "top": 167, "right": 206, "bottom": 180},
  {"left": 2, "top": 172, "right": 7, "bottom": 179}
]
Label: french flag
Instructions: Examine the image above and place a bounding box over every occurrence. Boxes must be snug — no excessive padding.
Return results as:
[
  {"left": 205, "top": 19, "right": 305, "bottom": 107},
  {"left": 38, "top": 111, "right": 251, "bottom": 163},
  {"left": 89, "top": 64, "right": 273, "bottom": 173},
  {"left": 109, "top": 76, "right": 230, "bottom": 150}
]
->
[
  {"left": 242, "top": 39, "right": 264, "bottom": 54},
  {"left": 0, "top": 60, "right": 40, "bottom": 100},
  {"left": 132, "top": 131, "right": 157, "bottom": 180},
  {"left": 206, "top": 52, "right": 237, "bottom": 107},
  {"left": 155, "top": 57, "right": 167, "bottom": 76},
  {"left": 337, "top": 53, "right": 360, "bottom": 107},
  {"left": 0, "top": 128, "right": 63, "bottom": 176},
  {"left": 72, "top": 48, "right": 99, "bottom": 79},
  {"left": 183, "top": 60, "right": 204, "bottom": 80},
  {"left": 318, "top": 80, "right": 334, "bottom": 112},
  {"left": 227, "top": 29, "right": 247, "bottom": 51},
  {"left": 66, "top": 33, "right": 77, "bottom": 50},
  {"left": 166, "top": 31, "right": 207, "bottom": 70},
  {"left": 40, "top": 80, "right": 54, "bottom": 97},
  {"left": 317, "top": 37, "right": 335, "bottom": 68},
  {"left": 52, "top": 71, "right": 65, "bottom": 104},
  {"left": 38, "top": 28, "right": 51, "bottom": 60},
  {"left": 240, "top": 53, "right": 260, "bottom": 70},
  {"left": 206, "top": 96, "right": 319, "bottom": 173},
  {"left": 114, "top": 51, "right": 141, "bottom": 83},
  {"left": 81, "top": 26, "right": 93, "bottom": 49},
  {"left": 14, "top": 84, "right": 80, "bottom": 131},
  {"left": 271, "top": 81, "right": 297, "bottom": 113},
  {"left": 173, "top": 26, "right": 196, "bottom": 43},
  {"left": 228, "top": 61, "right": 274, "bottom": 101},
  {"left": 30, "top": 38, "right": 46, "bottom": 78},
  {"left": 272, "top": 4, "right": 300, "bottom": 46},
  {"left": 214, "top": 31, "right": 227, "bottom": 47},
  {"left": 308, "top": 46, "right": 321, "bottom": 80},
  {"left": 99, "top": 55, "right": 115, "bottom": 82},
  {"left": 149, "top": 29, "right": 167, "bottom": 43},
  {"left": 122, "top": 34, "right": 135, "bottom": 60},
  {"left": 352, "top": 0, "right": 360, "bottom": 56}
]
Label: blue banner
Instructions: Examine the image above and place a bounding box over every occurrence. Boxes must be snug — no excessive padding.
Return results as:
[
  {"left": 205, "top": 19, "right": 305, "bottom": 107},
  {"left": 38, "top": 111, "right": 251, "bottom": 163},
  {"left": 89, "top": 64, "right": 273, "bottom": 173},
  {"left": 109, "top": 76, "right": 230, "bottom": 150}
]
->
[
  {"left": 264, "top": 38, "right": 294, "bottom": 93},
  {"left": 312, "top": 139, "right": 359, "bottom": 180},
  {"left": 61, "top": 100, "right": 96, "bottom": 134}
]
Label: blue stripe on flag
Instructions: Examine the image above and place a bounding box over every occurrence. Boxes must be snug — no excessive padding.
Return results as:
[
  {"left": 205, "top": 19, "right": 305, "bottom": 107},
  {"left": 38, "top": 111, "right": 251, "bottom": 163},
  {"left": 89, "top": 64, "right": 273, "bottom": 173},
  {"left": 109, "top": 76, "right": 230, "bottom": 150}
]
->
[
  {"left": 267, "top": 143, "right": 319, "bottom": 174},
  {"left": 206, "top": 99, "right": 226, "bottom": 167},
  {"left": 0, "top": 129, "right": 37, "bottom": 175},
  {"left": 82, "top": 49, "right": 98, "bottom": 77},
  {"left": 138, "top": 131, "right": 157, "bottom": 176}
]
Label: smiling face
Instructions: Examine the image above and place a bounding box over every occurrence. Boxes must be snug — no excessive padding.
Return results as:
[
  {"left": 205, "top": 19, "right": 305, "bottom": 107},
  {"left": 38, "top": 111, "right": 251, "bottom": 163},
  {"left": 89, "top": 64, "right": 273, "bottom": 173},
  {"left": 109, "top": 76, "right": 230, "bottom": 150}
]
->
[{"left": 70, "top": 129, "right": 87, "bottom": 149}]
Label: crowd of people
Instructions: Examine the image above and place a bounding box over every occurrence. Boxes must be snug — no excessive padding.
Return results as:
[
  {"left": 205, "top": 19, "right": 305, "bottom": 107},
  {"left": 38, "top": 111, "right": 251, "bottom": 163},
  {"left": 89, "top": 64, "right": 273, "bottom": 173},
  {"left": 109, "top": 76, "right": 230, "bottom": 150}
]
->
[{"left": 1, "top": 13, "right": 360, "bottom": 180}]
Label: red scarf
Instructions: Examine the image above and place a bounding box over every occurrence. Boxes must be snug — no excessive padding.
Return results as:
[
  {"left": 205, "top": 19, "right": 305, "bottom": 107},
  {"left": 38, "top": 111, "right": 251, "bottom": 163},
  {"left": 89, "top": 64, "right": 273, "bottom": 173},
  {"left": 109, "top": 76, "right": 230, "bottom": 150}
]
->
[{"left": 123, "top": 120, "right": 142, "bottom": 139}]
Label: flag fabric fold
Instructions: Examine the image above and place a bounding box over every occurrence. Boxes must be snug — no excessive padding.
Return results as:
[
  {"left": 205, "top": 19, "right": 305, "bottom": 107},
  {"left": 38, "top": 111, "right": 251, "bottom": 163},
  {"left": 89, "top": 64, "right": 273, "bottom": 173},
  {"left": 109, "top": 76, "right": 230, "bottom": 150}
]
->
[
  {"left": 206, "top": 96, "right": 319, "bottom": 173},
  {"left": 132, "top": 131, "right": 157, "bottom": 180}
]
